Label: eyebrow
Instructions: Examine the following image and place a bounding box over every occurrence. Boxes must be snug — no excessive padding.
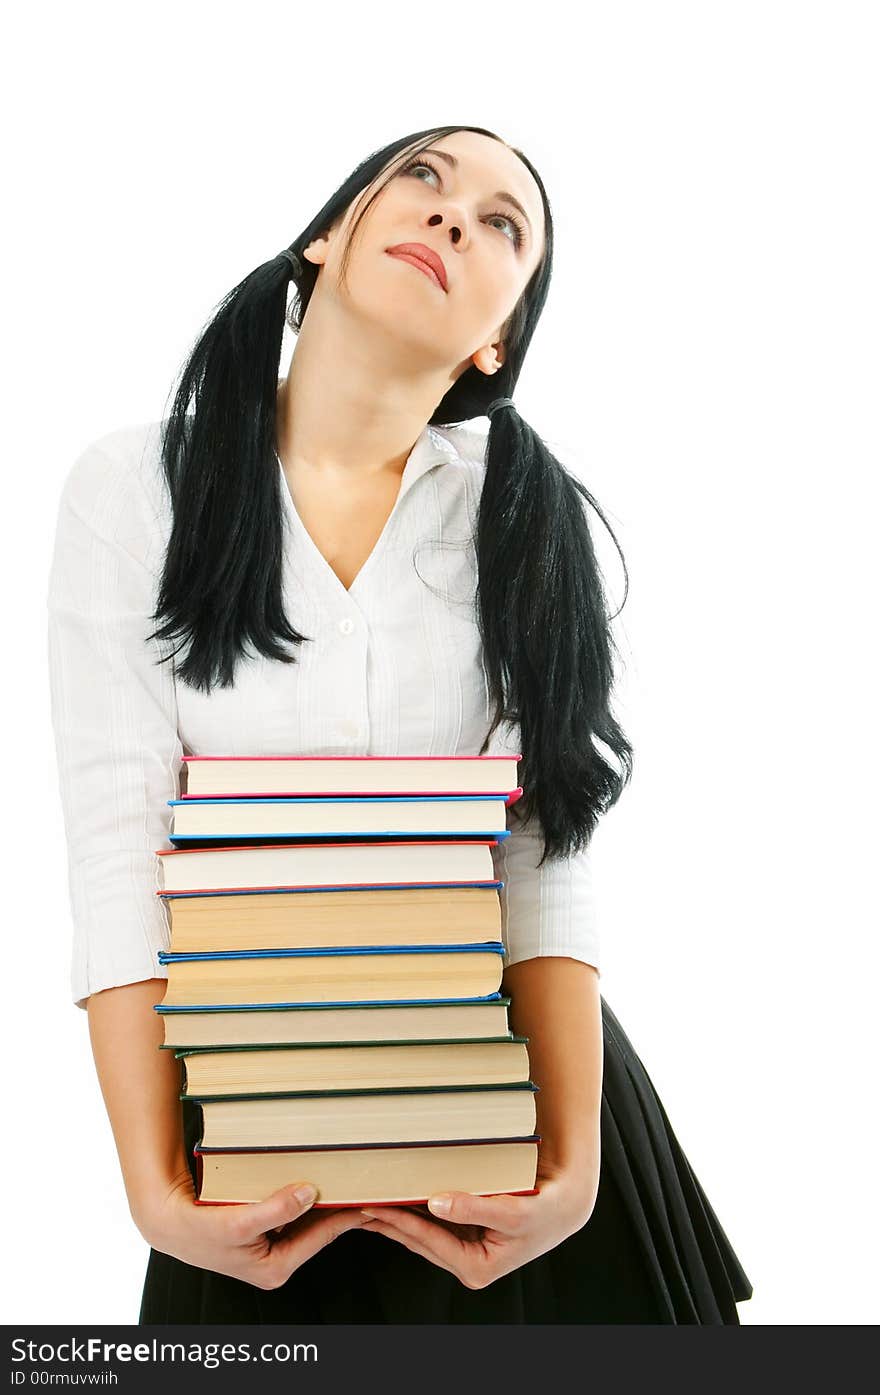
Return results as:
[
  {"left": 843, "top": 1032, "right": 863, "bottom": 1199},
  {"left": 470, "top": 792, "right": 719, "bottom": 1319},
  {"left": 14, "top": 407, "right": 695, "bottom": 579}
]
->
[{"left": 421, "top": 147, "right": 534, "bottom": 242}]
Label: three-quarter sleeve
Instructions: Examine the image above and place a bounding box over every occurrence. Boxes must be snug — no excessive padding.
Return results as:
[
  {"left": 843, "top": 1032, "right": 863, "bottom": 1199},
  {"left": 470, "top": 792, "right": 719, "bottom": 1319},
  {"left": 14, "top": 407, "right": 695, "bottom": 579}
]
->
[
  {"left": 486, "top": 721, "right": 600, "bottom": 975},
  {"left": 47, "top": 435, "right": 182, "bottom": 1010},
  {"left": 492, "top": 798, "right": 601, "bottom": 975}
]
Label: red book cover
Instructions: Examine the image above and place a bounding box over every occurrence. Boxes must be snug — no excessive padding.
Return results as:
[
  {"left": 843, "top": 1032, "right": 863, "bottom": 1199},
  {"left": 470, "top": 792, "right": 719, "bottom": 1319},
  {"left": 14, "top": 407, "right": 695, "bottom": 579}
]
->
[
  {"left": 157, "top": 836, "right": 504, "bottom": 859},
  {"left": 179, "top": 753, "right": 522, "bottom": 801},
  {"left": 153, "top": 837, "right": 506, "bottom": 899},
  {"left": 178, "top": 784, "right": 525, "bottom": 804}
]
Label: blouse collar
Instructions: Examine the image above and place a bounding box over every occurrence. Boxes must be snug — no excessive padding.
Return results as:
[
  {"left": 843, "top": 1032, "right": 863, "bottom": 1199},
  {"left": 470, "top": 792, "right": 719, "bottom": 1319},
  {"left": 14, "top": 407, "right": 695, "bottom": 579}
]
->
[
  {"left": 395, "top": 423, "right": 460, "bottom": 504},
  {"left": 275, "top": 421, "right": 460, "bottom": 507}
]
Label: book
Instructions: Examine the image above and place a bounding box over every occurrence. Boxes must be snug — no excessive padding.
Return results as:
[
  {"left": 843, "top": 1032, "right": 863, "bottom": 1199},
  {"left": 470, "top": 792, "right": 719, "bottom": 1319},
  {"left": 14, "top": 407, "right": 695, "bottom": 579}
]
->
[
  {"left": 187, "top": 1081, "right": 539, "bottom": 1148},
  {"left": 168, "top": 790, "right": 523, "bottom": 842},
  {"left": 155, "top": 837, "right": 504, "bottom": 894},
  {"left": 192, "top": 1136, "right": 541, "bottom": 1207},
  {"left": 173, "top": 1035, "right": 530, "bottom": 1095},
  {"left": 159, "top": 884, "right": 504, "bottom": 955},
  {"left": 156, "top": 945, "right": 505, "bottom": 1007},
  {"left": 181, "top": 753, "right": 521, "bottom": 799},
  {"left": 155, "top": 996, "right": 514, "bottom": 1048}
]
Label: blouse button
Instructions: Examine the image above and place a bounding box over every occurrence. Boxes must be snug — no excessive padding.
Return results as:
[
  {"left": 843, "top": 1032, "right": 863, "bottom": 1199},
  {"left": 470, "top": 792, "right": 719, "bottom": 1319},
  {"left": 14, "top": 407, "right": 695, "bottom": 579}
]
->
[{"left": 338, "top": 617, "right": 355, "bottom": 635}]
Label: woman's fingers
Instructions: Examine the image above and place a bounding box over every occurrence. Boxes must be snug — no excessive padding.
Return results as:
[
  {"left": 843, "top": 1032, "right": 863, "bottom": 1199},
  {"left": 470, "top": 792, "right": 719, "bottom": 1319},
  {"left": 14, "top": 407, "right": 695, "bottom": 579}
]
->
[
  {"left": 251, "top": 1203, "right": 377, "bottom": 1290},
  {"left": 366, "top": 1190, "right": 529, "bottom": 1236},
  {"left": 359, "top": 1215, "right": 462, "bottom": 1278},
  {"left": 360, "top": 1203, "right": 472, "bottom": 1271},
  {"left": 226, "top": 1182, "right": 320, "bottom": 1245},
  {"left": 213, "top": 1186, "right": 373, "bottom": 1290}
]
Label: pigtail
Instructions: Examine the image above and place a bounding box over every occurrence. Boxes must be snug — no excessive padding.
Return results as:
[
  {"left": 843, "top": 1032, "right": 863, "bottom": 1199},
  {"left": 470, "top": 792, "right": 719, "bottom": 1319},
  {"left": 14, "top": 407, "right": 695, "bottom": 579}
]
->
[
  {"left": 475, "top": 401, "right": 633, "bottom": 863},
  {"left": 147, "top": 249, "right": 312, "bottom": 692}
]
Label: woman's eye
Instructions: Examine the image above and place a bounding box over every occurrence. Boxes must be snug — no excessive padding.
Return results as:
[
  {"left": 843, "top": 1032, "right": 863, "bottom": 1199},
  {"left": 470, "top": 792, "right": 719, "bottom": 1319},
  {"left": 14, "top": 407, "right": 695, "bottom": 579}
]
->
[
  {"left": 486, "top": 213, "right": 523, "bottom": 247},
  {"left": 403, "top": 160, "right": 440, "bottom": 184}
]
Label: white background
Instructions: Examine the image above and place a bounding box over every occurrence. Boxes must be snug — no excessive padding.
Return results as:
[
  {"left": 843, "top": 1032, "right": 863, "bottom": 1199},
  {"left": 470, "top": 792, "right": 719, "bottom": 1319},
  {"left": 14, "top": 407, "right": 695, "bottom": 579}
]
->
[{"left": 4, "top": 0, "right": 877, "bottom": 1325}]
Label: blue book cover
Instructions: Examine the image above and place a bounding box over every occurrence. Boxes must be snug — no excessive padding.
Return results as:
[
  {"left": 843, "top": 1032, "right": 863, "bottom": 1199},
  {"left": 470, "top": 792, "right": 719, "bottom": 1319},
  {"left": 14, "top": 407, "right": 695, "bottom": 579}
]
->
[
  {"left": 155, "top": 992, "right": 506, "bottom": 1013},
  {"left": 158, "top": 943, "right": 505, "bottom": 964},
  {"left": 166, "top": 791, "right": 520, "bottom": 844},
  {"left": 154, "top": 992, "right": 507, "bottom": 1014}
]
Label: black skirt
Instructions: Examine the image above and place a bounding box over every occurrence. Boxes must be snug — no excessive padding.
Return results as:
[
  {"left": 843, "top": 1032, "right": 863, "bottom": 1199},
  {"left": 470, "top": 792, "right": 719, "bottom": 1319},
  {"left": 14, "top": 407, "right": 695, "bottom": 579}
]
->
[{"left": 138, "top": 997, "right": 753, "bottom": 1324}]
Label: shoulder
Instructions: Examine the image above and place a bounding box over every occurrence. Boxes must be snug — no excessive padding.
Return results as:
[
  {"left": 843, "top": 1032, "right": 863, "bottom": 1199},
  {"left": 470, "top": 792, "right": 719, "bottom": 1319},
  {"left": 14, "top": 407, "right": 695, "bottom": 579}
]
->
[
  {"left": 56, "top": 419, "right": 170, "bottom": 536},
  {"left": 53, "top": 420, "right": 171, "bottom": 580}
]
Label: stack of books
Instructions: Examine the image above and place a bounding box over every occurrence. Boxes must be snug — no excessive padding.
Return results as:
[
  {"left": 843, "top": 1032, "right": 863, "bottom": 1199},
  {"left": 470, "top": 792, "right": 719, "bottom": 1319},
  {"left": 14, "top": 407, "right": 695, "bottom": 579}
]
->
[{"left": 152, "top": 754, "right": 541, "bottom": 1208}]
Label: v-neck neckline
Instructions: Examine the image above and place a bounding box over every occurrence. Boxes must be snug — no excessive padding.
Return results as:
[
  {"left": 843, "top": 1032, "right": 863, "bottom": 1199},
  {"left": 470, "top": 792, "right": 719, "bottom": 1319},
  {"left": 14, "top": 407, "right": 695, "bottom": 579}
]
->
[{"left": 276, "top": 424, "right": 457, "bottom": 601}]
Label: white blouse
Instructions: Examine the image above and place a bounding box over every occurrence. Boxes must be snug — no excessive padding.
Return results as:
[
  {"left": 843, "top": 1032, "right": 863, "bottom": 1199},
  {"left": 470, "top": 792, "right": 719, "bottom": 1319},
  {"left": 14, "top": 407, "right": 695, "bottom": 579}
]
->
[{"left": 47, "top": 418, "right": 601, "bottom": 1010}]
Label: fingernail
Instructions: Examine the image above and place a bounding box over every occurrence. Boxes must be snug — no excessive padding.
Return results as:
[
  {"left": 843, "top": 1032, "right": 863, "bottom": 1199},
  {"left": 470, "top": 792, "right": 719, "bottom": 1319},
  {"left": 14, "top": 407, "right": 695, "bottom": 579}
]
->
[
  {"left": 427, "top": 1194, "right": 452, "bottom": 1215},
  {"left": 295, "top": 1183, "right": 317, "bottom": 1205}
]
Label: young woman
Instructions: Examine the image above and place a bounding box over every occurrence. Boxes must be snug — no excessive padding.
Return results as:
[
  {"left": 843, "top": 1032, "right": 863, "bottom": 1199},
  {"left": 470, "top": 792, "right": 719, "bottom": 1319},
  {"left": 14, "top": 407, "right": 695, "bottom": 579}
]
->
[{"left": 47, "top": 123, "right": 753, "bottom": 1323}]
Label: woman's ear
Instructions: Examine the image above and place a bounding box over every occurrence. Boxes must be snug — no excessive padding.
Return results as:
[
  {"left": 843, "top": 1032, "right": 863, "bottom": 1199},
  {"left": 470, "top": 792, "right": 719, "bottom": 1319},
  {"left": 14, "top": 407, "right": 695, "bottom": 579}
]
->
[
  {"left": 471, "top": 340, "right": 506, "bottom": 377},
  {"left": 303, "top": 234, "right": 330, "bottom": 268}
]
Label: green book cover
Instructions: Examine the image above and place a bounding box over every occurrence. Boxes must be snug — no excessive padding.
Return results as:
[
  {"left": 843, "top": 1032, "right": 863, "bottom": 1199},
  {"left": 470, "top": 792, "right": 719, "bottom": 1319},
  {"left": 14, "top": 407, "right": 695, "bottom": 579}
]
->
[
  {"left": 181, "top": 1080, "right": 539, "bottom": 1102},
  {"left": 156, "top": 995, "right": 513, "bottom": 1015},
  {"left": 168, "top": 1033, "right": 526, "bottom": 1056}
]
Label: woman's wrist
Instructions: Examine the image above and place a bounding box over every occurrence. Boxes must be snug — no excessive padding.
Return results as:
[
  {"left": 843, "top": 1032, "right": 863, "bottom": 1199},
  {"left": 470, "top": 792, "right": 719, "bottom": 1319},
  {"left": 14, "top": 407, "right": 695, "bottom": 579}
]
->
[
  {"left": 538, "top": 1137, "right": 601, "bottom": 1222},
  {"left": 128, "top": 1157, "right": 195, "bottom": 1245}
]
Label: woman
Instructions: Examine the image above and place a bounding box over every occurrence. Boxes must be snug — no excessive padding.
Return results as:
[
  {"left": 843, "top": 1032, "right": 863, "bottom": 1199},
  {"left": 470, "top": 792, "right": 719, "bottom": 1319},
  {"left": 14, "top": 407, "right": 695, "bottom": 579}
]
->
[{"left": 47, "top": 123, "right": 753, "bottom": 1323}]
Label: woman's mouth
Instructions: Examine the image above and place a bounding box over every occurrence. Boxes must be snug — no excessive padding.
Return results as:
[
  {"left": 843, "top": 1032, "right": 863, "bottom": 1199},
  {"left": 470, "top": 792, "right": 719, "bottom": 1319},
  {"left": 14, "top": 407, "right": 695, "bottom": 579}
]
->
[{"left": 385, "top": 244, "right": 448, "bottom": 293}]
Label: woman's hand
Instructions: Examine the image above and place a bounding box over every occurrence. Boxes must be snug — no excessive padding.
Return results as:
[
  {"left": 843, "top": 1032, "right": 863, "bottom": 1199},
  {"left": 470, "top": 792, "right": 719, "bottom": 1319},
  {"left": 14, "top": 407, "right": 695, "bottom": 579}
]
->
[
  {"left": 138, "top": 1167, "right": 372, "bottom": 1291},
  {"left": 357, "top": 1149, "right": 599, "bottom": 1290}
]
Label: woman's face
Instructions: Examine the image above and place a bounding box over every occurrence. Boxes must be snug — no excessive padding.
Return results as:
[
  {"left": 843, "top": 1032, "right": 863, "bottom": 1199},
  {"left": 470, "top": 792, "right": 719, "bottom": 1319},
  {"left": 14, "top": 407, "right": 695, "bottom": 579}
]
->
[{"left": 303, "top": 130, "right": 546, "bottom": 381}]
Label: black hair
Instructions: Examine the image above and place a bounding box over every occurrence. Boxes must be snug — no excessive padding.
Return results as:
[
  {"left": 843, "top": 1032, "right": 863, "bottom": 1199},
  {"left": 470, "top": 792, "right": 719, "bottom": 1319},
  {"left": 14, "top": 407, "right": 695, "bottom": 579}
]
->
[{"left": 148, "top": 123, "right": 633, "bottom": 863}]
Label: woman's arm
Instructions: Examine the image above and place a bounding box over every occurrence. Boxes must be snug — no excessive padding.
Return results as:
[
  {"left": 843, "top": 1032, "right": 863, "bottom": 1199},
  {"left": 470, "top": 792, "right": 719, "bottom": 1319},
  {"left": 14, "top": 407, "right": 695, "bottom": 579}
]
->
[
  {"left": 86, "top": 974, "right": 375, "bottom": 1284},
  {"left": 502, "top": 956, "right": 602, "bottom": 1207},
  {"left": 356, "top": 959, "right": 603, "bottom": 1281},
  {"left": 49, "top": 437, "right": 372, "bottom": 1288},
  {"left": 491, "top": 779, "right": 604, "bottom": 1196},
  {"left": 86, "top": 980, "right": 191, "bottom": 1236}
]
